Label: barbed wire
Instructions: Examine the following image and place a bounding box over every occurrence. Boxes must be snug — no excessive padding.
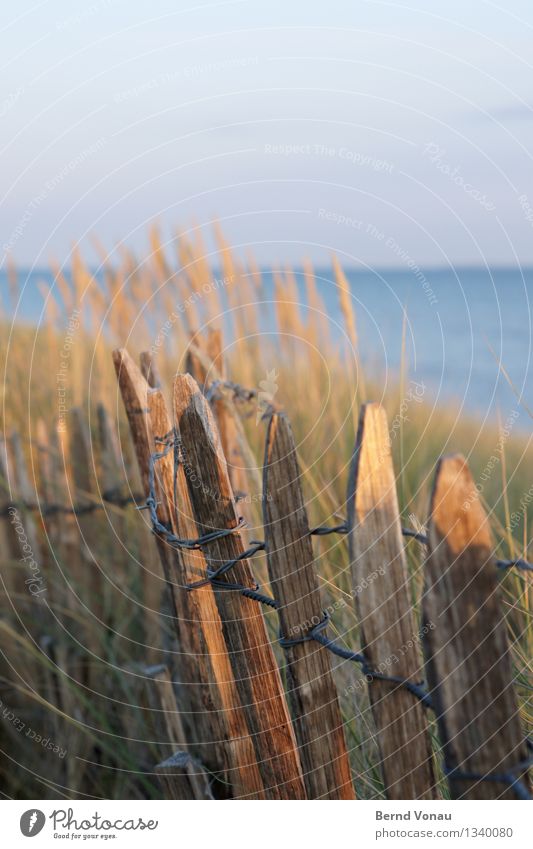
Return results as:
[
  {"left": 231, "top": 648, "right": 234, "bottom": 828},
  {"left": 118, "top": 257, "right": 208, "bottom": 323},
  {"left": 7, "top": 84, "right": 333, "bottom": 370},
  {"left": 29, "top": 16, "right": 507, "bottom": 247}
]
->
[
  {"left": 443, "top": 741, "right": 533, "bottom": 800},
  {"left": 0, "top": 490, "right": 146, "bottom": 518},
  {"left": 144, "top": 429, "right": 533, "bottom": 799},
  {"left": 205, "top": 379, "right": 258, "bottom": 404},
  {"left": 204, "top": 379, "right": 277, "bottom": 421}
]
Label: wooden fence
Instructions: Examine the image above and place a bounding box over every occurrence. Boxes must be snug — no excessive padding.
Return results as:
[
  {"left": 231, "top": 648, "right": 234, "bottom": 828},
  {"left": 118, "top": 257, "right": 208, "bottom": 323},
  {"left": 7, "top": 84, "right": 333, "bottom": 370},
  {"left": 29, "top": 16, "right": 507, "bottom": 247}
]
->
[
  {"left": 0, "top": 334, "right": 531, "bottom": 800},
  {"left": 112, "top": 340, "right": 531, "bottom": 801}
]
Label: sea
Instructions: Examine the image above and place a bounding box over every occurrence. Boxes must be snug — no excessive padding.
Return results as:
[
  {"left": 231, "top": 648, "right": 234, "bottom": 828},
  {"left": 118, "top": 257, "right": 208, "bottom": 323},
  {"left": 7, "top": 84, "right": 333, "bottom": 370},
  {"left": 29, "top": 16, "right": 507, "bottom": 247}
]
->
[{"left": 1, "top": 264, "right": 532, "bottom": 429}]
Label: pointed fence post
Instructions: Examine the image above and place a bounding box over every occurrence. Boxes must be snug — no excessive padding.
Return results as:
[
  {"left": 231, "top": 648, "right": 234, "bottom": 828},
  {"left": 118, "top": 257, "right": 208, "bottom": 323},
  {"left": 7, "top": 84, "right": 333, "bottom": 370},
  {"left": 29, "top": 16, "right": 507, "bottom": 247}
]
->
[
  {"left": 112, "top": 351, "right": 167, "bottom": 659},
  {"left": 174, "top": 373, "right": 306, "bottom": 799},
  {"left": 155, "top": 751, "right": 212, "bottom": 800},
  {"left": 347, "top": 403, "right": 437, "bottom": 799},
  {"left": 114, "top": 349, "right": 265, "bottom": 797},
  {"left": 423, "top": 454, "right": 530, "bottom": 799},
  {"left": 147, "top": 385, "right": 265, "bottom": 798},
  {"left": 113, "top": 349, "right": 190, "bottom": 680},
  {"left": 263, "top": 412, "right": 355, "bottom": 799},
  {"left": 186, "top": 330, "right": 253, "bottom": 511},
  {"left": 140, "top": 351, "right": 162, "bottom": 388},
  {"left": 143, "top": 664, "right": 191, "bottom": 751}
]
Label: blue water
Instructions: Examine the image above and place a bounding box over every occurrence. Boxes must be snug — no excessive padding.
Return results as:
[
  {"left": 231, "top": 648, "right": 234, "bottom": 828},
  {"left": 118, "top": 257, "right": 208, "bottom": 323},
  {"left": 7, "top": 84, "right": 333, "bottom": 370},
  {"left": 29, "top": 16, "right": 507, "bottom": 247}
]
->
[{"left": 2, "top": 265, "right": 532, "bottom": 426}]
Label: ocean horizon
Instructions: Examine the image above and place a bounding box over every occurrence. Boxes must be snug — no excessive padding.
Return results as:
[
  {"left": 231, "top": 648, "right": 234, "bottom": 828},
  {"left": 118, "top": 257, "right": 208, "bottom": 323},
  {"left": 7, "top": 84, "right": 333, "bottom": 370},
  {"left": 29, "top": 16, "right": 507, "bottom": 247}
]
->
[{"left": 2, "top": 263, "right": 532, "bottom": 426}]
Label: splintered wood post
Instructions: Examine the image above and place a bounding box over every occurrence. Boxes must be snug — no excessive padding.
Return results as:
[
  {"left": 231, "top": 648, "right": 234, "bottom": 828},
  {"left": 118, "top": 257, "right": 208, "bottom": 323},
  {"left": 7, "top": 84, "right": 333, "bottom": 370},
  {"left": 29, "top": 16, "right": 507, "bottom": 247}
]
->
[
  {"left": 140, "top": 350, "right": 162, "bottom": 388},
  {"left": 113, "top": 351, "right": 167, "bottom": 657},
  {"left": 174, "top": 374, "right": 306, "bottom": 799},
  {"left": 144, "top": 665, "right": 213, "bottom": 799},
  {"left": 147, "top": 386, "right": 264, "bottom": 798},
  {"left": 423, "top": 454, "right": 530, "bottom": 800},
  {"left": 143, "top": 664, "right": 190, "bottom": 750},
  {"left": 347, "top": 403, "right": 437, "bottom": 799},
  {"left": 112, "top": 348, "right": 177, "bottom": 660},
  {"left": 186, "top": 330, "right": 251, "bottom": 509},
  {"left": 207, "top": 330, "right": 251, "bottom": 510},
  {"left": 184, "top": 332, "right": 210, "bottom": 387},
  {"left": 114, "top": 349, "right": 262, "bottom": 796},
  {"left": 155, "top": 752, "right": 212, "bottom": 800},
  {"left": 136, "top": 353, "right": 171, "bottom": 652},
  {"left": 263, "top": 413, "right": 355, "bottom": 799}
]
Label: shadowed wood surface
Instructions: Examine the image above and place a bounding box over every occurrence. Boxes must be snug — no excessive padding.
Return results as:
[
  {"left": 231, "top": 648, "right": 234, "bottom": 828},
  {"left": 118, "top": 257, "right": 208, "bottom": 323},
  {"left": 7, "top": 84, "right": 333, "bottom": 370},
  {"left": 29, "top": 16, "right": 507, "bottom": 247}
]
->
[
  {"left": 174, "top": 373, "right": 306, "bottom": 799},
  {"left": 263, "top": 413, "right": 355, "bottom": 799},
  {"left": 423, "top": 454, "right": 530, "bottom": 800},
  {"left": 185, "top": 329, "right": 251, "bottom": 516},
  {"left": 140, "top": 350, "right": 162, "bottom": 389},
  {"left": 113, "top": 350, "right": 194, "bottom": 726},
  {"left": 155, "top": 751, "right": 212, "bottom": 800},
  {"left": 147, "top": 386, "right": 265, "bottom": 798},
  {"left": 144, "top": 664, "right": 191, "bottom": 750},
  {"left": 144, "top": 665, "right": 214, "bottom": 799},
  {"left": 347, "top": 403, "right": 436, "bottom": 799}
]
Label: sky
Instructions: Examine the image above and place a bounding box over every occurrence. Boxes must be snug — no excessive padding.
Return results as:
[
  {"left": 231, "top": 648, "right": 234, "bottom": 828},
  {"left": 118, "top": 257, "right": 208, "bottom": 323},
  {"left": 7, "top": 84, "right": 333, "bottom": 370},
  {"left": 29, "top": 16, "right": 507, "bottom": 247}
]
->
[{"left": 2, "top": 0, "right": 533, "bottom": 269}]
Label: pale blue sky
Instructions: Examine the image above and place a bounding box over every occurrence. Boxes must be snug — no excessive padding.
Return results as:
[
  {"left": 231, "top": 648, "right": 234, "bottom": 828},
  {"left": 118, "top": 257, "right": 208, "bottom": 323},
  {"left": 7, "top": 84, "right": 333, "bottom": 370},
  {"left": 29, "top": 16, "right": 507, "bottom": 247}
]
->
[{"left": 2, "top": 0, "right": 533, "bottom": 268}]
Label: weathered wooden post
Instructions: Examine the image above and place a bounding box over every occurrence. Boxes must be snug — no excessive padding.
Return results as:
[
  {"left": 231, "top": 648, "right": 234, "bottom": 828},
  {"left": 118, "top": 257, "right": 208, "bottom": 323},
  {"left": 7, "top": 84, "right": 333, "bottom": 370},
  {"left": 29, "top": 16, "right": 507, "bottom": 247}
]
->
[
  {"left": 347, "top": 403, "right": 437, "bottom": 799},
  {"left": 174, "top": 373, "right": 306, "bottom": 799},
  {"left": 113, "top": 349, "right": 265, "bottom": 798},
  {"left": 423, "top": 454, "right": 530, "bottom": 799},
  {"left": 263, "top": 412, "right": 355, "bottom": 799}
]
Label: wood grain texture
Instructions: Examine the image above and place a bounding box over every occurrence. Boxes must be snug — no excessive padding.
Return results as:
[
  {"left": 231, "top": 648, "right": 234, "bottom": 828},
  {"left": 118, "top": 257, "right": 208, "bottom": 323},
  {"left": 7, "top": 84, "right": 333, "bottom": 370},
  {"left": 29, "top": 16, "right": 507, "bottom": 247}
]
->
[
  {"left": 145, "top": 665, "right": 214, "bottom": 799},
  {"left": 263, "top": 413, "right": 355, "bottom": 799},
  {"left": 147, "top": 387, "right": 265, "bottom": 799},
  {"left": 144, "top": 664, "right": 190, "bottom": 750},
  {"left": 423, "top": 454, "right": 530, "bottom": 799},
  {"left": 114, "top": 350, "right": 264, "bottom": 797},
  {"left": 347, "top": 403, "right": 436, "bottom": 799},
  {"left": 155, "top": 751, "right": 212, "bottom": 800},
  {"left": 113, "top": 348, "right": 191, "bottom": 714},
  {"left": 185, "top": 329, "right": 250, "bottom": 509},
  {"left": 140, "top": 350, "right": 162, "bottom": 389},
  {"left": 174, "top": 373, "right": 306, "bottom": 799}
]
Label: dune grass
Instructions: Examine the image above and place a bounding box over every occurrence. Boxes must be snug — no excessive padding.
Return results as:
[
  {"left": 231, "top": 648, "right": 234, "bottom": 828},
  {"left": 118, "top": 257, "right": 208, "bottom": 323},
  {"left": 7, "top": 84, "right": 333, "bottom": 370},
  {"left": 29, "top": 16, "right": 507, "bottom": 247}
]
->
[{"left": 0, "top": 227, "right": 531, "bottom": 799}]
